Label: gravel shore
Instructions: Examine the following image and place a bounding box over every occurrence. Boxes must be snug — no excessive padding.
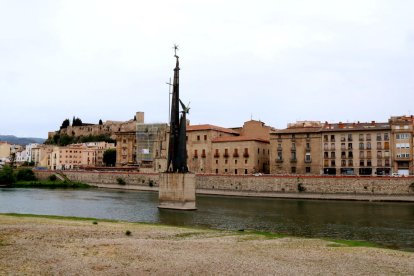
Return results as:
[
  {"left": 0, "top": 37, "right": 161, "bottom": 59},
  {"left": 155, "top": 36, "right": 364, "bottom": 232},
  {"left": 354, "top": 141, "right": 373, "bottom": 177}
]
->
[{"left": 1, "top": 214, "right": 413, "bottom": 275}]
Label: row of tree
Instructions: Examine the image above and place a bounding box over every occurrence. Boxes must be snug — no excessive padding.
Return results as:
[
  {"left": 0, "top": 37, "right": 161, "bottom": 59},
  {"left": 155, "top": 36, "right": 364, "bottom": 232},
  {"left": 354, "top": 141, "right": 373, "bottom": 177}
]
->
[{"left": 59, "top": 117, "right": 104, "bottom": 130}]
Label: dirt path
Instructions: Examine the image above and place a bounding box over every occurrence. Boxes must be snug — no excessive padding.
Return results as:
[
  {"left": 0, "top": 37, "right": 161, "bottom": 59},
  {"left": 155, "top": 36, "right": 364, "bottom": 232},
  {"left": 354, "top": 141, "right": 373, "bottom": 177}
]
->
[{"left": 1, "top": 215, "right": 413, "bottom": 275}]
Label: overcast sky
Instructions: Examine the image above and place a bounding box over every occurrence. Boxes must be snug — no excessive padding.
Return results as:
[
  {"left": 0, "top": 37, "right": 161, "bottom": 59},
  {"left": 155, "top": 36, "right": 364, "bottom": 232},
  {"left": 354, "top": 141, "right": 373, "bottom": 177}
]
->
[{"left": 1, "top": 0, "right": 413, "bottom": 138}]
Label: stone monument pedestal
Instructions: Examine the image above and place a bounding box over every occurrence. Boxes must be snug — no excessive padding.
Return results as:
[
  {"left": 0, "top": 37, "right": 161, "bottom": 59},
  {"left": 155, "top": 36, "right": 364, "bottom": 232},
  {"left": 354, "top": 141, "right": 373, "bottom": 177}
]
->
[{"left": 158, "top": 173, "right": 197, "bottom": 210}]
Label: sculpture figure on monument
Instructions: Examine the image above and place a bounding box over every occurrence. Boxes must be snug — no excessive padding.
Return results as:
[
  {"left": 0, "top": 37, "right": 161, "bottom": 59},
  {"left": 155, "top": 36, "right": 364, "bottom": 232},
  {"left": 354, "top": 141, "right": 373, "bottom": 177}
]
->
[{"left": 167, "top": 45, "right": 189, "bottom": 173}]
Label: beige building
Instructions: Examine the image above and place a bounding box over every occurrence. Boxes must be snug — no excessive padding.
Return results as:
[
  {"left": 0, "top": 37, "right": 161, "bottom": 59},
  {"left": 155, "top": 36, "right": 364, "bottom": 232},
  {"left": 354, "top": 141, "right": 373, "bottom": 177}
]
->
[
  {"left": 115, "top": 131, "right": 137, "bottom": 166},
  {"left": 49, "top": 142, "right": 115, "bottom": 170},
  {"left": 270, "top": 120, "right": 394, "bottom": 176},
  {"left": 187, "top": 120, "right": 272, "bottom": 174},
  {"left": 32, "top": 145, "right": 54, "bottom": 168},
  {"left": 389, "top": 116, "right": 414, "bottom": 175},
  {"left": 270, "top": 121, "right": 322, "bottom": 175},
  {"left": 320, "top": 122, "right": 391, "bottom": 176},
  {"left": 0, "top": 142, "right": 11, "bottom": 159}
]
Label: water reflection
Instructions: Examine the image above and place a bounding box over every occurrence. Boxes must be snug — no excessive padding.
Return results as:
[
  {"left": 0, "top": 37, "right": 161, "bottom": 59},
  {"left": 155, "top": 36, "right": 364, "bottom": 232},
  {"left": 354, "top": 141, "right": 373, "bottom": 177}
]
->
[{"left": 1, "top": 188, "right": 414, "bottom": 251}]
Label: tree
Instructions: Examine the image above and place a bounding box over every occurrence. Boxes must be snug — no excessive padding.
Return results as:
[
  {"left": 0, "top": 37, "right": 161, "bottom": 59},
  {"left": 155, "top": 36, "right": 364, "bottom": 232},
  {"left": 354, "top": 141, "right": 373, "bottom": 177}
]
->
[
  {"left": 60, "top": 118, "right": 70, "bottom": 130},
  {"left": 99, "top": 119, "right": 103, "bottom": 125},
  {"left": 0, "top": 165, "right": 15, "bottom": 186},
  {"left": 72, "top": 117, "right": 83, "bottom": 127},
  {"left": 103, "top": 149, "right": 116, "bottom": 167},
  {"left": 16, "top": 168, "right": 37, "bottom": 181}
]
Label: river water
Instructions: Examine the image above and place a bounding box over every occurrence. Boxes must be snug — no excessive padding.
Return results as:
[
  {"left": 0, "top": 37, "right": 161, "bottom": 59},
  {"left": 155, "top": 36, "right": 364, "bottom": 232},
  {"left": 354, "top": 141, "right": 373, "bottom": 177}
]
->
[{"left": 1, "top": 188, "right": 414, "bottom": 251}]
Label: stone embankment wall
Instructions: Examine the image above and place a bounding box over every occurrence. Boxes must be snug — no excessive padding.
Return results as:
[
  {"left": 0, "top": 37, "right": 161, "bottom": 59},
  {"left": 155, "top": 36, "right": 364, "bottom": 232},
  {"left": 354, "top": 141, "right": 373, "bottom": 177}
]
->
[
  {"left": 35, "top": 170, "right": 159, "bottom": 191},
  {"left": 34, "top": 170, "right": 414, "bottom": 201}
]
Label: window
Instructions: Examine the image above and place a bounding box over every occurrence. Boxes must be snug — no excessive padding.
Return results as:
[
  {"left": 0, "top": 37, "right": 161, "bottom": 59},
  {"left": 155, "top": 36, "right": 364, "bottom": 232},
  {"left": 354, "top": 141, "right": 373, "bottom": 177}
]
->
[
  {"left": 348, "top": 134, "right": 353, "bottom": 141},
  {"left": 245, "top": 169, "right": 248, "bottom": 174},
  {"left": 277, "top": 151, "right": 283, "bottom": 161},
  {"left": 341, "top": 160, "right": 346, "bottom": 167},
  {"left": 348, "top": 143, "right": 353, "bottom": 149},
  {"left": 384, "top": 133, "right": 389, "bottom": 141},
  {"left": 306, "top": 143, "right": 310, "bottom": 150},
  {"left": 291, "top": 167, "right": 296, "bottom": 173},
  {"left": 245, "top": 159, "right": 247, "bottom": 164},
  {"left": 291, "top": 143, "right": 296, "bottom": 150},
  {"left": 225, "top": 169, "right": 228, "bottom": 173},
  {"left": 235, "top": 169, "right": 238, "bottom": 175},
  {"left": 233, "top": 148, "right": 239, "bottom": 158},
  {"left": 348, "top": 160, "right": 353, "bottom": 166},
  {"left": 194, "top": 150, "right": 198, "bottom": 158},
  {"left": 197, "top": 135, "right": 200, "bottom": 141},
  {"left": 224, "top": 149, "right": 229, "bottom": 158},
  {"left": 330, "top": 152, "right": 335, "bottom": 159},
  {"left": 201, "top": 149, "right": 206, "bottom": 158},
  {"left": 305, "top": 167, "right": 311, "bottom": 173},
  {"left": 214, "top": 149, "right": 220, "bottom": 158},
  {"left": 243, "top": 148, "right": 249, "bottom": 157},
  {"left": 324, "top": 143, "right": 329, "bottom": 150},
  {"left": 225, "top": 159, "right": 228, "bottom": 164},
  {"left": 360, "top": 160, "right": 364, "bottom": 167},
  {"left": 331, "top": 160, "right": 336, "bottom": 166},
  {"left": 305, "top": 153, "right": 311, "bottom": 162},
  {"left": 367, "top": 160, "right": 372, "bottom": 167},
  {"left": 291, "top": 151, "right": 297, "bottom": 160},
  {"left": 324, "top": 152, "right": 329, "bottom": 159},
  {"left": 359, "top": 134, "right": 364, "bottom": 141},
  {"left": 215, "top": 169, "right": 218, "bottom": 174},
  {"left": 331, "top": 143, "right": 335, "bottom": 150},
  {"left": 359, "top": 151, "right": 364, "bottom": 158},
  {"left": 376, "top": 133, "right": 382, "bottom": 141},
  {"left": 215, "top": 160, "right": 218, "bottom": 164},
  {"left": 341, "top": 134, "right": 346, "bottom": 142},
  {"left": 348, "top": 151, "right": 353, "bottom": 158},
  {"left": 359, "top": 143, "right": 364, "bottom": 149},
  {"left": 366, "top": 134, "right": 371, "bottom": 141},
  {"left": 235, "top": 159, "right": 237, "bottom": 164},
  {"left": 204, "top": 135, "right": 207, "bottom": 140},
  {"left": 324, "top": 135, "right": 328, "bottom": 142},
  {"left": 341, "top": 143, "right": 346, "bottom": 150},
  {"left": 377, "top": 151, "right": 382, "bottom": 158},
  {"left": 341, "top": 152, "right": 346, "bottom": 159}
]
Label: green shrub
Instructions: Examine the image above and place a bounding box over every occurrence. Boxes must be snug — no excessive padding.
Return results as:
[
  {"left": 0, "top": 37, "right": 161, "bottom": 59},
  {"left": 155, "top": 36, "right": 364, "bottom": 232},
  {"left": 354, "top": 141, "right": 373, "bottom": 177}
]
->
[
  {"left": 48, "top": 174, "right": 57, "bottom": 181},
  {"left": 0, "top": 165, "right": 16, "bottom": 185},
  {"left": 16, "top": 168, "right": 37, "bottom": 181},
  {"left": 117, "top": 177, "right": 126, "bottom": 185}
]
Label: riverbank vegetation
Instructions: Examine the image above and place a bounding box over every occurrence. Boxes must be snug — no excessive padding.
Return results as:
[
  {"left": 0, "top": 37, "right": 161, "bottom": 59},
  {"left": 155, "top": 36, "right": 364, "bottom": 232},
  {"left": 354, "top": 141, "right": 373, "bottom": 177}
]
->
[{"left": 0, "top": 166, "right": 91, "bottom": 188}]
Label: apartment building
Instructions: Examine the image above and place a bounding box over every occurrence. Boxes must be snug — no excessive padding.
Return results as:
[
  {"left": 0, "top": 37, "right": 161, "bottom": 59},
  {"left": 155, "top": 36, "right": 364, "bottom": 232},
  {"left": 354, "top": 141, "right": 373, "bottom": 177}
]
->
[
  {"left": 389, "top": 116, "right": 414, "bottom": 175},
  {"left": 270, "top": 121, "right": 322, "bottom": 174},
  {"left": 187, "top": 120, "right": 272, "bottom": 174}
]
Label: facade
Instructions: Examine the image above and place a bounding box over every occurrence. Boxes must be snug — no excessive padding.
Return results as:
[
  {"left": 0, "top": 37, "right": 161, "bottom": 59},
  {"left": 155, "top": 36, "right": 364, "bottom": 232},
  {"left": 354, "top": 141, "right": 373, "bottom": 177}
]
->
[
  {"left": 0, "top": 142, "right": 11, "bottom": 159},
  {"left": 32, "top": 145, "right": 54, "bottom": 168},
  {"left": 320, "top": 122, "right": 391, "bottom": 176},
  {"left": 389, "top": 116, "right": 414, "bottom": 175},
  {"left": 49, "top": 142, "right": 115, "bottom": 170},
  {"left": 270, "top": 119, "right": 409, "bottom": 176},
  {"left": 270, "top": 121, "right": 322, "bottom": 175},
  {"left": 187, "top": 120, "right": 272, "bottom": 174},
  {"left": 115, "top": 131, "right": 137, "bottom": 166}
]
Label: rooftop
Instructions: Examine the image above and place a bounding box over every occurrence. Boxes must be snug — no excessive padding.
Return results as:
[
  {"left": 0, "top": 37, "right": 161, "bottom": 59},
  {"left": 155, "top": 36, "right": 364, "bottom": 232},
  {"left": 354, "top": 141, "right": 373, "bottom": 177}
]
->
[
  {"left": 212, "top": 136, "right": 269, "bottom": 143},
  {"left": 187, "top": 124, "right": 239, "bottom": 135}
]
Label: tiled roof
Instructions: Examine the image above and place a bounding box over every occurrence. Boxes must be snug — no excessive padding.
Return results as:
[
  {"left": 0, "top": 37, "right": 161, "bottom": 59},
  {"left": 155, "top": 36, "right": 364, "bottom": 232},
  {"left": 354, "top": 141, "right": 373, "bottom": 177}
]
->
[
  {"left": 322, "top": 122, "right": 390, "bottom": 132},
  {"left": 187, "top": 124, "right": 239, "bottom": 134},
  {"left": 272, "top": 127, "right": 322, "bottom": 134},
  {"left": 212, "top": 136, "right": 269, "bottom": 143}
]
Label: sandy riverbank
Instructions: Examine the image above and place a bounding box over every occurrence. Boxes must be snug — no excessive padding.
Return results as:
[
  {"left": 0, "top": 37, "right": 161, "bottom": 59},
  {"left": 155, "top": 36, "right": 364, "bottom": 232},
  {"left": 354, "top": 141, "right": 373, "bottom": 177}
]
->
[{"left": 1, "top": 214, "right": 413, "bottom": 275}]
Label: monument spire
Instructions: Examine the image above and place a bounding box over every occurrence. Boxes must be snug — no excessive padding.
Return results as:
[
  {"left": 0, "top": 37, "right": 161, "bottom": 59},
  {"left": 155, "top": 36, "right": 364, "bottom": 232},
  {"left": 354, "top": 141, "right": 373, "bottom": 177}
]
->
[{"left": 167, "top": 44, "right": 187, "bottom": 173}]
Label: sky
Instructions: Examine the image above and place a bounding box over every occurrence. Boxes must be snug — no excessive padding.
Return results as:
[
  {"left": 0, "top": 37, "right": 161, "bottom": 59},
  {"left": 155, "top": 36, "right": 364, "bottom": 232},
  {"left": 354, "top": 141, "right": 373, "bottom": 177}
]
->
[{"left": 1, "top": 0, "right": 413, "bottom": 138}]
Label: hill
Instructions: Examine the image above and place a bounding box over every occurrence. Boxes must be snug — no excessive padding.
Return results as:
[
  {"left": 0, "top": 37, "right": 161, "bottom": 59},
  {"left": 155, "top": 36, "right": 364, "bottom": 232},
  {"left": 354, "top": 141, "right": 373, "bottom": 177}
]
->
[{"left": 0, "top": 135, "right": 45, "bottom": 146}]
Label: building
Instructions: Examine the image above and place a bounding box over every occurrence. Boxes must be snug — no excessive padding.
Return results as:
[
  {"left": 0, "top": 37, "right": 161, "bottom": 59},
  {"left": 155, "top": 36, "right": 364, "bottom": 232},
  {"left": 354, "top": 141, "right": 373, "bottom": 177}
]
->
[
  {"left": 187, "top": 120, "right": 272, "bottom": 174},
  {"left": 389, "top": 116, "right": 414, "bottom": 175},
  {"left": 0, "top": 142, "right": 11, "bottom": 159},
  {"left": 32, "top": 145, "right": 54, "bottom": 168},
  {"left": 270, "top": 121, "right": 322, "bottom": 174},
  {"left": 49, "top": 142, "right": 115, "bottom": 170},
  {"left": 136, "top": 123, "right": 168, "bottom": 172},
  {"left": 270, "top": 120, "right": 395, "bottom": 176}
]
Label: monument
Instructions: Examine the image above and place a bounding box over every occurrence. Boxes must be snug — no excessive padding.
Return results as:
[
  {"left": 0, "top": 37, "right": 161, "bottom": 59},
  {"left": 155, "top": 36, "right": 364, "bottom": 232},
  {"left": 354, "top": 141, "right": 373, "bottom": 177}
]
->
[{"left": 158, "top": 45, "right": 197, "bottom": 210}]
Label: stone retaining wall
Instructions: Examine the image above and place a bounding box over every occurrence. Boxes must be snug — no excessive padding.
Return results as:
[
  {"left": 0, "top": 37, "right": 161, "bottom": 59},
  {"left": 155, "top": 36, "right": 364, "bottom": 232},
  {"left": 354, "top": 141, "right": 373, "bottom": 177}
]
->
[{"left": 34, "top": 170, "right": 414, "bottom": 199}]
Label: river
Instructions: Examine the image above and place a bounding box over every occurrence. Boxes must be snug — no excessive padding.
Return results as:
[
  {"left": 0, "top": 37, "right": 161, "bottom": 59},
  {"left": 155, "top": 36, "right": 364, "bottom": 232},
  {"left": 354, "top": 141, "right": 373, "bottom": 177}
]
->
[{"left": 1, "top": 188, "right": 414, "bottom": 251}]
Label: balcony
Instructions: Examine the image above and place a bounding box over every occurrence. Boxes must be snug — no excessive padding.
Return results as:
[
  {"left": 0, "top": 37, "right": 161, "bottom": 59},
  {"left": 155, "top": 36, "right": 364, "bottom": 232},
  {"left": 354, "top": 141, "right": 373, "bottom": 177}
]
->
[
  {"left": 233, "top": 153, "right": 239, "bottom": 158},
  {"left": 223, "top": 153, "right": 229, "bottom": 158},
  {"left": 201, "top": 153, "right": 206, "bottom": 158},
  {"left": 243, "top": 153, "right": 249, "bottom": 158},
  {"left": 214, "top": 153, "right": 220, "bottom": 158},
  {"left": 305, "top": 147, "right": 311, "bottom": 152},
  {"left": 276, "top": 158, "right": 283, "bottom": 163},
  {"left": 290, "top": 158, "right": 297, "bottom": 163},
  {"left": 304, "top": 158, "right": 312, "bottom": 163}
]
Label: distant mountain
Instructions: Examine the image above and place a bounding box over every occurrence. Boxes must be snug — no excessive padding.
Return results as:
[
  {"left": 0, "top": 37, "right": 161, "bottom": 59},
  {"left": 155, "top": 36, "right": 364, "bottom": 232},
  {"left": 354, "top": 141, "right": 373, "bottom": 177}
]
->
[{"left": 0, "top": 135, "right": 46, "bottom": 146}]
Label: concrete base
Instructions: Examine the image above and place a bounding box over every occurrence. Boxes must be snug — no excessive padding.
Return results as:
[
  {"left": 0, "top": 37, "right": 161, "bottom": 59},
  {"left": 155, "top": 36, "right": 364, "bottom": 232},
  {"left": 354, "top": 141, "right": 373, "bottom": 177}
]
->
[{"left": 158, "top": 173, "right": 197, "bottom": 210}]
